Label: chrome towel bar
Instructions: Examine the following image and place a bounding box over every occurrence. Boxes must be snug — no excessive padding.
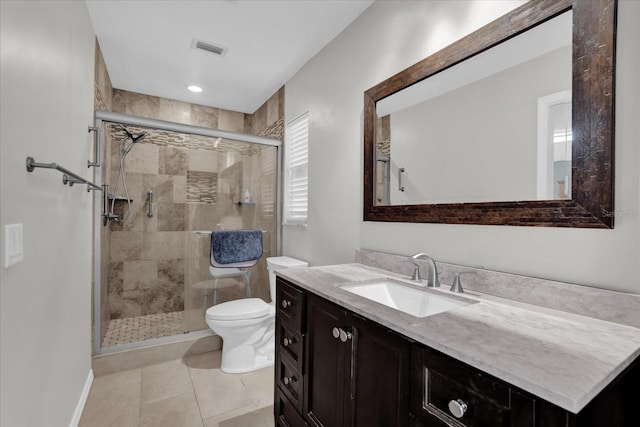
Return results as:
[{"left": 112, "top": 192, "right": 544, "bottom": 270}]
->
[{"left": 26, "top": 156, "right": 102, "bottom": 191}]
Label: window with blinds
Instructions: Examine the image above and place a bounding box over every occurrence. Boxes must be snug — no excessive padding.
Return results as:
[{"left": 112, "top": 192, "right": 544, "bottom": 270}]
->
[
  {"left": 284, "top": 112, "right": 309, "bottom": 225},
  {"left": 260, "top": 147, "right": 276, "bottom": 218}
]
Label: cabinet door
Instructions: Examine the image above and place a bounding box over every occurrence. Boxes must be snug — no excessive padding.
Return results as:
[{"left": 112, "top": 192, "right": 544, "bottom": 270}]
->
[
  {"left": 350, "top": 313, "right": 411, "bottom": 427},
  {"left": 304, "top": 294, "right": 351, "bottom": 427}
]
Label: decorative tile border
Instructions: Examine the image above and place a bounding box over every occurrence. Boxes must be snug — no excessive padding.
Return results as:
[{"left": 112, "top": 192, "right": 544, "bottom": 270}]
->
[
  {"left": 186, "top": 171, "right": 218, "bottom": 204},
  {"left": 258, "top": 117, "right": 284, "bottom": 140},
  {"left": 106, "top": 122, "right": 264, "bottom": 155}
]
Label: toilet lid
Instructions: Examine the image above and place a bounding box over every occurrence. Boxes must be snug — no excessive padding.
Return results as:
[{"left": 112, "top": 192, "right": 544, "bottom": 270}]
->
[{"left": 206, "top": 298, "right": 271, "bottom": 321}]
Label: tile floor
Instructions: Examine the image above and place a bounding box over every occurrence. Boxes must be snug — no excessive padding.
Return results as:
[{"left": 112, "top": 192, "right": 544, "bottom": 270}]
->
[
  {"left": 79, "top": 350, "right": 274, "bottom": 427},
  {"left": 103, "top": 311, "right": 187, "bottom": 347}
]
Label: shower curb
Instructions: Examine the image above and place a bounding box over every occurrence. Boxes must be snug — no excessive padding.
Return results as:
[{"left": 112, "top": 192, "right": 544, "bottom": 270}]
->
[{"left": 92, "top": 332, "right": 221, "bottom": 376}]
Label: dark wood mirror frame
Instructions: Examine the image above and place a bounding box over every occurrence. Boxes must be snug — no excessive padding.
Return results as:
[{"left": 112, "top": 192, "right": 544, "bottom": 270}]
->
[{"left": 364, "top": 0, "right": 616, "bottom": 228}]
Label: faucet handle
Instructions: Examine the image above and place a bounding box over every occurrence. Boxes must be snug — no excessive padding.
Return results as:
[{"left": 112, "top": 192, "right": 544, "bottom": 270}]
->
[
  {"left": 411, "top": 265, "right": 423, "bottom": 281},
  {"left": 409, "top": 258, "right": 422, "bottom": 282},
  {"left": 450, "top": 271, "right": 473, "bottom": 293},
  {"left": 407, "top": 258, "right": 423, "bottom": 281}
]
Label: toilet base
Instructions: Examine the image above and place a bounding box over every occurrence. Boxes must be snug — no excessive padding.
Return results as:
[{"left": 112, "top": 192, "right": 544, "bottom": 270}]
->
[
  {"left": 221, "top": 352, "right": 274, "bottom": 374},
  {"left": 219, "top": 334, "right": 275, "bottom": 374},
  {"left": 210, "top": 316, "right": 275, "bottom": 374}
]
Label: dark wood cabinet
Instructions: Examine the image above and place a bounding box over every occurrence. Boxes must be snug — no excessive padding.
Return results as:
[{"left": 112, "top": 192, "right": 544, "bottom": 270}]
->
[
  {"left": 304, "top": 294, "right": 351, "bottom": 426},
  {"left": 304, "top": 296, "right": 411, "bottom": 427},
  {"left": 410, "top": 345, "right": 640, "bottom": 427},
  {"left": 349, "top": 313, "right": 411, "bottom": 427},
  {"left": 274, "top": 277, "right": 640, "bottom": 427},
  {"left": 275, "top": 278, "right": 307, "bottom": 426},
  {"left": 276, "top": 279, "right": 411, "bottom": 427},
  {"left": 410, "top": 346, "right": 535, "bottom": 427}
]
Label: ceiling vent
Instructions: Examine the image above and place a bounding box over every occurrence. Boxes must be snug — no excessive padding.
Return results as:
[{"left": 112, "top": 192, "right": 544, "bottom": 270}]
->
[{"left": 191, "top": 38, "right": 227, "bottom": 56}]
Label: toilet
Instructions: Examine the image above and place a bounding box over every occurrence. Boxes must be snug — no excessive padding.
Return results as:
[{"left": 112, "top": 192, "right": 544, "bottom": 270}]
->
[{"left": 205, "top": 256, "right": 308, "bottom": 373}]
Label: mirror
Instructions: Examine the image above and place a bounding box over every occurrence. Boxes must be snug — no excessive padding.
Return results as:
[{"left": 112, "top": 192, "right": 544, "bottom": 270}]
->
[
  {"left": 363, "top": 0, "right": 616, "bottom": 228},
  {"left": 377, "top": 11, "right": 572, "bottom": 205}
]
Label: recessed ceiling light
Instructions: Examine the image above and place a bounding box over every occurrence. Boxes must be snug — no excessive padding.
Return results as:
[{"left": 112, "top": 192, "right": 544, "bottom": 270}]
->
[{"left": 188, "top": 85, "right": 203, "bottom": 93}]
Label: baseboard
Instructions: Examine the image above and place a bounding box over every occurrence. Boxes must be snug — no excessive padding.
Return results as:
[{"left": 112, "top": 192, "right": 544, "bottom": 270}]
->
[{"left": 69, "top": 369, "right": 94, "bottom": 427}]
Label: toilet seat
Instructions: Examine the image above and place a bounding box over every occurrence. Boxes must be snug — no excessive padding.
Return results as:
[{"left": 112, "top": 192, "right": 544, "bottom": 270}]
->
[{"left": 206, "top": 298, "right": 271, "bottom": 321}]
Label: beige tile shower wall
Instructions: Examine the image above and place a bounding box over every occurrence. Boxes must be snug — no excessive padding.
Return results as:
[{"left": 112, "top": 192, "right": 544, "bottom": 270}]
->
[
  {"left": 95, "top": 40, "right": 114, "bottom": 345},
  {"left": 252, "top": 87, "right": 285, "bottom": 136},
  {"left": 107, "top": 123, "right": 188, "bottom": 320},
  {"left": 246, "top": 87, "right": 283, "bottom": 316},
  {"left": 112, "top": 89, "right": 253, "bottom": 133},
  {"left": 103, "top": 88, "right": 283, "bottom": 330},
  {"left": 95, "top": 41, "right": 113, "bottom": 112}
]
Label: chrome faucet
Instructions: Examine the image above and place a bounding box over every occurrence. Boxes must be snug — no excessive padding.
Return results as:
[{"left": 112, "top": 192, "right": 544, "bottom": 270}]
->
[{"left": 408, "top": 253, "right": 441, "bottom": 287}]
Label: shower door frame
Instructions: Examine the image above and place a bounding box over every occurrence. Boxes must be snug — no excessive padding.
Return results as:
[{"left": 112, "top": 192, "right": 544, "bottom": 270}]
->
[{"left": 92, "top": 110, "right": 283, "bottom": 355}]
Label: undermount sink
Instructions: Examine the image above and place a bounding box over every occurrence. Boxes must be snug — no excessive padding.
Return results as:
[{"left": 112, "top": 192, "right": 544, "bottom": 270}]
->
[{"left": 341, "top": 280, "right": 472, "bottom": 318}]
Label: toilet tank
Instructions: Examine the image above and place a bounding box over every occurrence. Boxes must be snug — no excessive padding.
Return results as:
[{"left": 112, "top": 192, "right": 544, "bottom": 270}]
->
[{"left": 266, "top": 256, "right": 308, "bottom": 302}]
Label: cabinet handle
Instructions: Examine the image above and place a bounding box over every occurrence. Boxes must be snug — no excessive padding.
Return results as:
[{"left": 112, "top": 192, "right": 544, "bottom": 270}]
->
[
  {"left": 283, "top": 376, "right": 296, "bottom": 386},
  {"left": 281, "top": 299, "right": 291, "bottom": 309},
  {"left": 448, "top": 399, "right": 468, "bottom": 419},
  {"left": 332, "top": 327, "right": 353, "bottom": 342},
  {"left": 283, "top": 337, "right": 295, "bottom": 347},
  {"left": 339, "top": 329, "right": 353, "bottom": 343}
]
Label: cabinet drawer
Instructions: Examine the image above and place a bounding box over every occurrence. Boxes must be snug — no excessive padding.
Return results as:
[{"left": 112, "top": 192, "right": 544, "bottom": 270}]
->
[
  {"left": 277, "top": 320, "right": 303, "bottom": 372},
  {"left": 277, "top": 278, "right": 305, "bottom": 332},
  {"left": 277, "top": 352, "right": 304, "bottom": 413},
  {"left": 276, "top": 388, "right": 307, "bottom": 427},
  {"left": 412, "top": 346, "right": 534, "bottom": 427}
]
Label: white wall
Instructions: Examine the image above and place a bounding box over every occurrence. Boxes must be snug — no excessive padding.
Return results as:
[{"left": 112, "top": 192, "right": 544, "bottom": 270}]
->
[
  {"left": 0, "top": 1, "right": 96, "bottom": 425},
  {"left": 389, "top": 46, "right": 571, "bottom": 204},
  {"left": 284, "top": 0, "right": 640, "bottom": 294}
]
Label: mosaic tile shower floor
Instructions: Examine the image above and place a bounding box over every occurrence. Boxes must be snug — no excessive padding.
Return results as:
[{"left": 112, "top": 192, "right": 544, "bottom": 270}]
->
[{"left": 103, "top": 311, "right": 187, "bottom": 347}]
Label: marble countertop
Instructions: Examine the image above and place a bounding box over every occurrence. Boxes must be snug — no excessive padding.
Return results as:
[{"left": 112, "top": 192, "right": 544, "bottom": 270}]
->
[{"left": 277, "top": 263, "right": 640, "bottom": 414}]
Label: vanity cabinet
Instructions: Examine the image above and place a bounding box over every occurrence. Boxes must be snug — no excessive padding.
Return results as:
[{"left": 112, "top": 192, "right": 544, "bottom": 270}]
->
[
  {"left": 304, "top": 293, "right": 350, "bottom": 426},
  {"left": 275, "top": 278, "right": 410, "bottom": 427},
  {"left": 410, "top": 346, "right": 536, "bottom": 426},
  {"left": 275, "top": 277, "right": 640, "bottom": 427},
  {"left": 305, "top": 293, "right": 411, "bottom": 427},
  {"left": 275, "top": 278, "right": 306, "bottom": 426}
]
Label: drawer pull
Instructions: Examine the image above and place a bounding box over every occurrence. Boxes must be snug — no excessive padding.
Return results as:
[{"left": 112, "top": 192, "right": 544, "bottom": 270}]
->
[
  {"left": 339, "top": 329, "right": 353, "bottom": 343},
  {"left": 281, "top": 299, "right": 292, "bottom": 309},
  {"left": 448, "top": 399, "right": 468, "bottom": 419},
  {"left": 283, "top": 376, "right": 296, "bottom": 386},
  {"left": 332, "top": 327, "right": 352, "bottom": 342},
  {"left": 283, "top": 337, "right": 295, "bottom": 347}
]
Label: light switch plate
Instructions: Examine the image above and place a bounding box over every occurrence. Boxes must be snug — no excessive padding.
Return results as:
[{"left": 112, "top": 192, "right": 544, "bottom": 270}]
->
[{"left": 4, "top": 223, "right": 24, "bottom": 268}]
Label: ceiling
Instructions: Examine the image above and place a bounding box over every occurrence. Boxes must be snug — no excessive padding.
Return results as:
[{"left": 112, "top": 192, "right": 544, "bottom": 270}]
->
[{"left": 85, "top": 0, "right": 374, "bottom": 114}]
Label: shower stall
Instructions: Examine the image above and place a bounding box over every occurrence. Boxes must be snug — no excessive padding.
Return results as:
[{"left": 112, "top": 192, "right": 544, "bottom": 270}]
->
[{"left": 92, "top": 111, "right": 281, "bottom": 354}]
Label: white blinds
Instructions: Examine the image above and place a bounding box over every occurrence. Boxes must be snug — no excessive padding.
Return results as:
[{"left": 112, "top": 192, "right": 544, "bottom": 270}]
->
[
  {"left": 284, "top": 113, "right": 309, "bottom": 225},
  {"left": 260, "top": 147, "right": 276, "bottom": 218}
]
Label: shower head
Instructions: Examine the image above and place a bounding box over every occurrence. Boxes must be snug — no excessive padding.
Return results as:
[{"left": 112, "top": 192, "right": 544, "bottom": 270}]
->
[
  {"left": 118, "top": 124, "right": 134, "bottom": 140},
  {"left": 118, "top": 124, "right": 148, "bottom": 143},
  {"left": 131, "top": 132, "right": 148, "bottom": 143},
  {"left": 118, "top": 124, "right": 148, "bottom": 157}
]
